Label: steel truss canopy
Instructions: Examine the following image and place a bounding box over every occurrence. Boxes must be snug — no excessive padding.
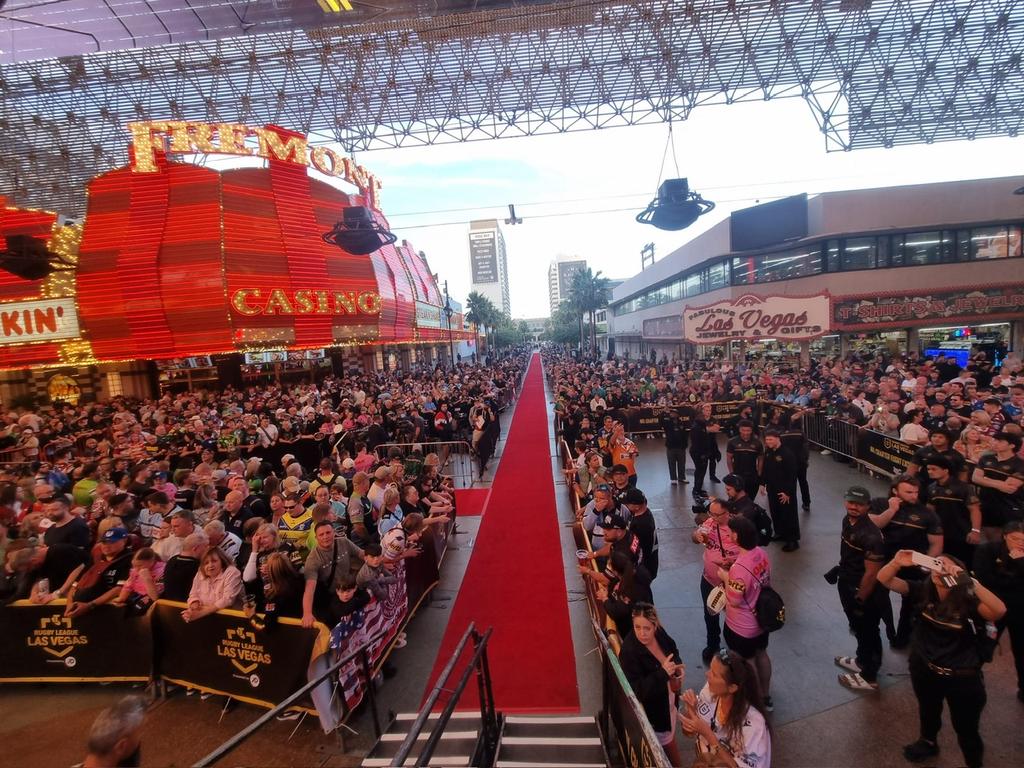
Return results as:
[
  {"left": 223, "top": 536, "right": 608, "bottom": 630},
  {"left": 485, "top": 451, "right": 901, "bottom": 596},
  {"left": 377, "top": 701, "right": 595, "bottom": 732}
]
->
[{"left": 1, "top": 0, "right": 1022, "bottom": 216}]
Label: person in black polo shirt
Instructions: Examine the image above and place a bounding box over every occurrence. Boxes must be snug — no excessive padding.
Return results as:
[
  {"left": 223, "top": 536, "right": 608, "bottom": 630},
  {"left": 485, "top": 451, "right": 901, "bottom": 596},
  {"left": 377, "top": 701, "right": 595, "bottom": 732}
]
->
[
  {"left": 906, "top": 429, "right": 965, "bottom": 502},
  {"left": 689, "top": 403, "right": 722, "bottom": 493},
  {"left": 579, "top": 512, "right": 645, "bottom": 585},
  {"left": 65, "top": 527, "right": 134, "bottom": 618},
  {"left": 878, "top": 550, "right": 1006, "bottom": 768},
  {"left": 726, "top": 420, "right": 763, "bottom": 500},
  {"left": 722, "top": 474, "right": 757, "bottom": 525},
  {"left": 869, "top": 474, "right": 943, "bottom": 649},
  {"left": 761, "top": 429, "right": 799, "bottom": 552},
  {"left": 608, "top": 465, "right": 633, "bottom": 506},
  {"left": 781, "top": 413, "right": 811, "bottom": 511},
  {"left": 834, "top": 486, "right": 887, "bottom": 692},
  {"left": 660, "top": 407, "right": 690, "bottom": 485},
  {"left": 971, "top": 430, "right": 1024, "bottom": 542},
  {"left": 972, "top": 520, "right": 1024, "bottom": 704},
  {"left": 623, "top": 487, "right": 659, "bottom": 580},
  {"left": 927, "top": 455, "right": 981, "bottom": 567}
]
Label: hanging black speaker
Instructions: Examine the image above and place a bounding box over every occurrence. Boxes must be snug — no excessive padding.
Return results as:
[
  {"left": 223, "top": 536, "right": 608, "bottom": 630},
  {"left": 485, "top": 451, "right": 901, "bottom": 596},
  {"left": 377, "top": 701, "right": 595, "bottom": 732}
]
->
[
  {"left": 0, "top": 234, "right": 62, "bottom": 280},
  {"left": 635, "top": 178, "right": 716, "bottom": 232},
  {"left": 322, "top": 206, "right": 398, "bottom": 255}
]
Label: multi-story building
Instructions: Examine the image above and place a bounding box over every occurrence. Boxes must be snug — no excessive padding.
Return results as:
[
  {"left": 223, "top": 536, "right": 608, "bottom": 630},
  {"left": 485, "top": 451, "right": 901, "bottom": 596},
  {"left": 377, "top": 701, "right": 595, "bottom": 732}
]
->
[
  {"left": 608, "top": 176, "right": 1024, "bottom": 365},
  {"left": 547, "top": 257, "right": 588, "bottom": 314},
  {"left": 468, "top": 219, "right": 511, "bottom": 316}
]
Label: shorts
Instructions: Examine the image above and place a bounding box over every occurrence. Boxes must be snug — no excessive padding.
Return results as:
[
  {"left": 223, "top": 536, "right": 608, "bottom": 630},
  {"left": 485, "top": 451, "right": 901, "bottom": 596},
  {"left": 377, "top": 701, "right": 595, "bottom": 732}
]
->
[{"left": 724, "top": 624, "right": 769, "bottom": 659}]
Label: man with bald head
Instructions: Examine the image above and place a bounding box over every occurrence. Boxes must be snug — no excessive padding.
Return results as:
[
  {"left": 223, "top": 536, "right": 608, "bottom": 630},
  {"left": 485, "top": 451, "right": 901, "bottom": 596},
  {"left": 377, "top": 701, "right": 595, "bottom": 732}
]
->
[{"left": 221, "top": 490, "right": 253, "bottom": 540}]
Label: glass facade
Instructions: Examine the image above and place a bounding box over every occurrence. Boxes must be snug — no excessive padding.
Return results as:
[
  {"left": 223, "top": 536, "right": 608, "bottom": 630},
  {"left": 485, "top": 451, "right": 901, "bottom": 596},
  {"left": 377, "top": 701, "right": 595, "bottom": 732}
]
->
[{"left": 611, "top": 221, "right": 1024, "bottom": 317}]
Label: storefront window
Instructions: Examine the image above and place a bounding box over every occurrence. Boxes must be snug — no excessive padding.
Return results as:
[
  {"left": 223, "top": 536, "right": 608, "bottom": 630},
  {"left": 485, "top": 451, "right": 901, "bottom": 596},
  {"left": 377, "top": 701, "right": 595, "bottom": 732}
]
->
[
  {"left": 968, "top": 225, "right": 1022, "bottom": 259},
  {"left": 825, "top": 239, "right": 841, "bottom": 272},
  {"left": 706, "top": 261, "right": 729, "bottom": 291},
  {"left": 894, "top": 230, "right": 954, "bottom": 265},
  {"left": 684, "top": 272, "right": 702, "bottom": 297},
  {"left": 842, "top": 237, "right": 876, "bottom": 271}
]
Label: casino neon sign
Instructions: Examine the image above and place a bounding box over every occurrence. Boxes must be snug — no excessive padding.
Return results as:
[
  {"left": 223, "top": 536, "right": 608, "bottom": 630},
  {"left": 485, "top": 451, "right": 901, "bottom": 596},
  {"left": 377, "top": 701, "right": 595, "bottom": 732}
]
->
[
  {"left": 127, "top": 121, "right": 383, "bottom": 208},
  {"left": 231, "top": 288, "right": 382, "bottom": 317}
]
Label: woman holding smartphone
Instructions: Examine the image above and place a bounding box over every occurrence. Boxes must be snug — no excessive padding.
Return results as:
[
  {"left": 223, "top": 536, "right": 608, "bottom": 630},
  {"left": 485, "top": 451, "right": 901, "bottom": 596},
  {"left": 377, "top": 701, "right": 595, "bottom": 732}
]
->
[
  {"left": 878, "top": 550, "right": 1006, "bottom": 768},
  {"left": 619, "top": 603, "right": 685, "bottom": 766},
  {"left": 678, "top": 648, "right": 772, "bottom": 768}
]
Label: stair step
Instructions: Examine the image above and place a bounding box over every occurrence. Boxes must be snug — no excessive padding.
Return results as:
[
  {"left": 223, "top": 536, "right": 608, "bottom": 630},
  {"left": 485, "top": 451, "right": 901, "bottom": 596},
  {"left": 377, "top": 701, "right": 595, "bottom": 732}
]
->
[
  {"left": 496, "top": 763, "right": 607, "bottom": 768},
  {"left": 504, "top": 716, "right": 594, "bottom": 725},
  {"left": 502, "top": 719, "right": 599, "bottom": 739},
  {"left": 362, "top": 758, "right": 471, "bottom": 767},
  {"left": 395, "top": 711, "right": 482, "bottom": 721},
  {"left": 496, "top": 743, "right": 607, "bottom": 765},
  {"left": 380, "top": 731, "right": 479, "bottom": 741},
  {"left": 500, "top": 737, "right": 602, "bottom": 746}
]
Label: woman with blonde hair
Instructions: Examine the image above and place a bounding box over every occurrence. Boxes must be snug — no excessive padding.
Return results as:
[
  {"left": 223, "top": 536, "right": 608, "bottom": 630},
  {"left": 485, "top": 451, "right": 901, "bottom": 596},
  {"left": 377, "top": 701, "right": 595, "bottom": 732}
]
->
[
  {"left": 183, "top": 547, "right": 242, "bottom": 621},
  {"left": 191, "top": 483, "right": 218, "bottom": 527}
]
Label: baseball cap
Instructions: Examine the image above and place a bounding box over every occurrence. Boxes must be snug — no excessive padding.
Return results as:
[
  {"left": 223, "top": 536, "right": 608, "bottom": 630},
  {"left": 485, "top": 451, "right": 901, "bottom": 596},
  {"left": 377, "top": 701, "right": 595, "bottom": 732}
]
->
[
  {"left": 602, "top": 512, "right": 628, "bottom": 530},
  {"left": 341, "top": 458, "right": 356, "bottom": 470},
  {"left": 101, "top": 527, "right": 129, "bottom": 543},
  {"left": 611, "top": 464, "right": 629, "bottom": 475},
  {"left": 622, "top": 488, "right": 647, "bottom": 506},
  {"left": 922, "top": 454, "right": 951, "bottom": 471},
  {"left": 843, "top": 486, "right": 872, "bottom": 504}
]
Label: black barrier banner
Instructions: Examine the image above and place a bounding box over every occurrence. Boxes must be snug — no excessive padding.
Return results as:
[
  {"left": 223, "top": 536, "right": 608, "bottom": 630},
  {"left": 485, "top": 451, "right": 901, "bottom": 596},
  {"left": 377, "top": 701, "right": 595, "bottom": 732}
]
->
[
  {"left": 0, "top": 600, "right": 152, "bottom": 682},
  {"left": 709, "top": 400, "right": 746, "bottom": 422},
  {"left": 605, "top": 650, "right": 672, "bottom": 768},
  {"left": 152, "top": 601, "right": 325, "bottom": 709},
  {"left": 856, "top": 429, "right": 917, "bottom": 476},
  {"left": 602, "top": 406, "right": 696, "bottom": 434}
]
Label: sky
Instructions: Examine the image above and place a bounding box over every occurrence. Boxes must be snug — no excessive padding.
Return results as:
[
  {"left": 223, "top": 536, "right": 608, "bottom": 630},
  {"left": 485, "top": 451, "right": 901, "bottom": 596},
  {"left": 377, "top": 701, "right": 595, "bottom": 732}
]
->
[{"left": 348, "top": 97, "right": 1024, "bottom": 319}]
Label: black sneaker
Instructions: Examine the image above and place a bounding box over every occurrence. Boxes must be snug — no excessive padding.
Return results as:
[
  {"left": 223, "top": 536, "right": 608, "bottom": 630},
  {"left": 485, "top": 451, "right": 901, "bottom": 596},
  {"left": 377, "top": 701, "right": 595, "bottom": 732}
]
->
[
  {"left": 781, "top": 541, "right": 800, "bottom": 552},
  {"left": 701, "top": 646, "right": 719, "bottom": 666},
  {"left": 902, "top": 739, "right": 938, "bottom": 762}
]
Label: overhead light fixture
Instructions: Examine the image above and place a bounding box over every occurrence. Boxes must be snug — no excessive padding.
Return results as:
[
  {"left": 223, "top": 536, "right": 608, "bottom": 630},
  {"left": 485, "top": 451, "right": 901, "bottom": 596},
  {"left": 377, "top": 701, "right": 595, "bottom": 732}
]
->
[
  {"left": 322, "top": 206, "right": 398, "bottom": 255},
  {"left": 635, "top": 178, "right": 715, "bottom": 231},
  {"left": 0, "top": 234, "right": 73, "bottom": 280}
]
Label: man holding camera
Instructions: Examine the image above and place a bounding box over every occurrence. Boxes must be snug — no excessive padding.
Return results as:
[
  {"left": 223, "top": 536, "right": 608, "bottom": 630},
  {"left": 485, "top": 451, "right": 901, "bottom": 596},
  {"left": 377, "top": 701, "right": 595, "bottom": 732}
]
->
[{"left": 833, "top": 486, "right": 887, "bottom": 692}]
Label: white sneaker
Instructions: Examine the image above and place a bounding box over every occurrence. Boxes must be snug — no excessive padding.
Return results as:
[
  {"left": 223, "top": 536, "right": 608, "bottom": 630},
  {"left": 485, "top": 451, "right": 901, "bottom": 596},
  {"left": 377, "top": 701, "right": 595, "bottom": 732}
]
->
[
  {"left": 820, "top": 449, "right": 832, "bottom": 455},
  {"left": 834, "top": 655, "right": 861, "bottom": 673},
  {"left": 838, "top": 672, "right": 878, "bottom": 692}
]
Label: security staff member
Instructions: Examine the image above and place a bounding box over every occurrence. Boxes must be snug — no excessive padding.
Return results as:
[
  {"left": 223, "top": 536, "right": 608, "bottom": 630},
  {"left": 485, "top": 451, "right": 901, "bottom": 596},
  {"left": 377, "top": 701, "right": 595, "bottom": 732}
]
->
[
  {"left": 834, "top": 486, "right": 887, "bottom": 692},
  {"left": 906, "top": 429, "right": 966, "bottom": 503},
  {"left": 927, "top": 455, "right": 982, "bottom": 567},
  {"left": 972, "top": 520, "right": 1024, "bottom": 704},
  {"left": 623, "top": 488, "right": 659, "bottom": 580},
  {"left": 878, "top": 550, "right": 1006, "bottom": 768},
  {"left": 868, "top": 474, "right": 943, "bottom": 649},
  {"left": 689, "top": 403, "right": 722, "bottom": 493},
  {"left": 726, "top": 420, "right": 763, "bottom": 499},
  {"left": 781, "top": 413, "right": 811, "bottom": 511},
  {"left": 660, "top": 407, "right": 690, "bottom": 485},
  {"left": 761, "top": 429, "right": 799, "bottom": 551},
  {"left": 971, "top": 430, "right": 1024, "bottom": 542}
]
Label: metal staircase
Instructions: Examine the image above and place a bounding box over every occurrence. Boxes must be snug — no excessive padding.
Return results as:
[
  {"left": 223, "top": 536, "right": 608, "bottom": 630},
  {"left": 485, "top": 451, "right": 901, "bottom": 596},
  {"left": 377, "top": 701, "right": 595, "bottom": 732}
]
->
[{"left": 361, "top": 711, "right": 486, "bottom": 767}]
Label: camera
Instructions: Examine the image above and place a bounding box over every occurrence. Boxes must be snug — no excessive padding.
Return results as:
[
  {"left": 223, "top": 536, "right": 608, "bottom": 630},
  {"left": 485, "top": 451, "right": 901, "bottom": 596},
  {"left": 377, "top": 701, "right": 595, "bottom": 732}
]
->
[{"left": 692, "top": 489, "right": 711, "bottom": 518}]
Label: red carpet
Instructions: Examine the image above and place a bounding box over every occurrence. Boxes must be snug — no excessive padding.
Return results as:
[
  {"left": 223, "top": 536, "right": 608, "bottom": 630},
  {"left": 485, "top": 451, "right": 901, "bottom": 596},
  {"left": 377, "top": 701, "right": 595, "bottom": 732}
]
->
[
  {"left": 453, "top": 488, "right": 490, "bottom": 517},
  {"left": 424, "top": 353, "right": 579, "bottom": 713}
]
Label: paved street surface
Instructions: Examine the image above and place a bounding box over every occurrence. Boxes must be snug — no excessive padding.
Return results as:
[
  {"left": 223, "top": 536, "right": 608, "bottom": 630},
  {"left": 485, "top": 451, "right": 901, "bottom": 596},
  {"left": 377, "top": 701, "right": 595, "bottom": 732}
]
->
[{"left": 2, "top": 395, "right": 1023, "bottom": 766}]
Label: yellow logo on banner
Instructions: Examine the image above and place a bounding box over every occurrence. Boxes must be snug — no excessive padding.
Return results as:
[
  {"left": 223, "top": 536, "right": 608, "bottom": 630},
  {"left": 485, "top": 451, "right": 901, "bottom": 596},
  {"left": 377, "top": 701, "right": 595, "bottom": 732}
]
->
[
  {"left": 217, "top": 626, "right": 272, "bottom": 675},
  {"left": 27, "top": 614, "right": 88, "bottom": 658}
]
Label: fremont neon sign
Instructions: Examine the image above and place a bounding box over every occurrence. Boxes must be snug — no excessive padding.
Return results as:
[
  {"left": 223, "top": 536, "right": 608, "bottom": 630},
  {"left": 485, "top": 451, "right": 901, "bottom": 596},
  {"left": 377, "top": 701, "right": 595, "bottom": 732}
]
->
[{"left": 127, "top": 121, "right": 382, "bottom": 208}]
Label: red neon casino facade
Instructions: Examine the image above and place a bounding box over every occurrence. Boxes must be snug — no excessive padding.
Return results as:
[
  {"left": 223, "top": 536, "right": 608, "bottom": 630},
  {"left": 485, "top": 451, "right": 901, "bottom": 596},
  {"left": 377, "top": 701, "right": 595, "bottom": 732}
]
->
[{"left": 0, "top": 123, "right": 473, "bottom": 401}]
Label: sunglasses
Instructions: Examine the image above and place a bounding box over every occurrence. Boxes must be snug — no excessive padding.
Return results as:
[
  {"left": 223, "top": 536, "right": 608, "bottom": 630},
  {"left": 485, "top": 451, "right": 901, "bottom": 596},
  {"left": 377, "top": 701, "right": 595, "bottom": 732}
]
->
[{"left": 284, "top": 505, "right": 297, "bottom": 510}]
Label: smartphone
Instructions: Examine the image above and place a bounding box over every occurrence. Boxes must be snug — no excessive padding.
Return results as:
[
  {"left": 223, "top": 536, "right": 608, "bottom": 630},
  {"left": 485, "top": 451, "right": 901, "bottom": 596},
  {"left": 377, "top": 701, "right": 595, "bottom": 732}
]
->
[{"left": 910, "top": 551, "right": 943, "bottom": 572}]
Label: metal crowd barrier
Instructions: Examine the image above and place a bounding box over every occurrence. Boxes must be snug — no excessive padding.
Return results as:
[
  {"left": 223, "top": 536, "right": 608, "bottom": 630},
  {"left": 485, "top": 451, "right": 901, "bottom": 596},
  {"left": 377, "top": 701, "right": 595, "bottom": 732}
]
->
[
  {"left": 373, "top": 440, "right": 477, "bottom": 490},
  {"left": 801, "top": 411, "right": 861, "bottom": 462}
]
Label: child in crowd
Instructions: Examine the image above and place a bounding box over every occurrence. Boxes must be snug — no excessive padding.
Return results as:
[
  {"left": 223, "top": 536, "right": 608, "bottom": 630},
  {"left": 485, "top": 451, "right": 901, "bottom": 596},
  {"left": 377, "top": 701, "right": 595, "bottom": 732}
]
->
[
  {"left": 115, "top": 547, "right": 164, "bottom": 613},
  {"left": 356, "top": 543, "right": 396, "bottom": 602}
]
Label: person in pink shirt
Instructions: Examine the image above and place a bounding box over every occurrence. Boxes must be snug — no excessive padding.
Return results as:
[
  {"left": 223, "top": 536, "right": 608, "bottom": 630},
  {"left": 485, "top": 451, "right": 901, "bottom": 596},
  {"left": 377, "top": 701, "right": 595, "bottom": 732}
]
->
[
  {"left": 182, "top": 547, "right": 242, "bottom": 622},
  {"left": 693, "top": 498, "right": 740, "bottom": 666},
  {"left": 353, "top": 442, "right": 377, "bottom": 474},
  {"left": 717, "top": 515, "right": 775, "bottom": 711},
  {"left": 114, "top": 547, "right": 165, "bottom": 610}
]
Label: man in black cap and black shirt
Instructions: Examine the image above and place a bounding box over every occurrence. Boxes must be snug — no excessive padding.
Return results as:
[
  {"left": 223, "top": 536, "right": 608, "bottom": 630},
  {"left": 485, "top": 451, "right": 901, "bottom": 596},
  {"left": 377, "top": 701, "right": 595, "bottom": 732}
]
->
[
  {"left": 928, "top": 454, "right": 981, "bottom": 567},
  {"left": 660, "top": 407, "right": 690, "bottom": 485},
  {"left": 971, "top": 430, "right": 1024, "bottom": 542},
  {"left": 623, "top": 488, "right": 659, "bottom": 580},
  {"left": 582, "top": 512, "right": 644, "bottom": 584},
  {"left": 834, "top": 486, "right": 887, "bottom": 692},
  {"left": 726, "top": 420, "right": 763, "bottom": 499},
  {"left": 868, "top": 474, "right": 943, "bottom": 649},
  {"left": 608, "top": 465, "right": 633, "bottom": 506}
]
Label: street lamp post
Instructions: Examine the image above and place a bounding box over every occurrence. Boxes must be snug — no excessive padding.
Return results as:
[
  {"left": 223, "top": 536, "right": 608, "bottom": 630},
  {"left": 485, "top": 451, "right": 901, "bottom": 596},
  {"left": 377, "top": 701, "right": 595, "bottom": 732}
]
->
[{"left": 442, "top": 280, "right": 456, "bottom": 369}]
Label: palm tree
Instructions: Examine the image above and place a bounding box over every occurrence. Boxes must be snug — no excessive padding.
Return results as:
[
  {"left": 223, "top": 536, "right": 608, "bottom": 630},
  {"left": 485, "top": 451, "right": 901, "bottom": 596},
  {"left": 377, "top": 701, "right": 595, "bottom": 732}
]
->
[
  {"left": 465, "top": 291, "right": 498, "bottom": 351},
  {"left": 567, "top": 268, "right": 611, "bottom": 357}
]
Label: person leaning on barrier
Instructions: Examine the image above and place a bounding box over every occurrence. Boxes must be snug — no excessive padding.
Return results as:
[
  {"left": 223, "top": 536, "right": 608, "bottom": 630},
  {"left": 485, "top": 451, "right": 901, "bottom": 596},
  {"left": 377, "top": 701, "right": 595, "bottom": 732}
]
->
[
  {"left": 302, "top": 520, "right": 365, "bottom": 628},
  {"left": 878, "top": 551, "right": 1006, "bottom": 768},
  {"left": 182, "top": 546, "right": 242, "bottom": 622},
  {"left": 65, "top": 527, "right": 134, "bottom": 618},
  {"left": 971, "top": 519, "right": 1024, "bottom": 704},
  {"left": 79, "top": 695, "right": 147, "bottom": 768}
]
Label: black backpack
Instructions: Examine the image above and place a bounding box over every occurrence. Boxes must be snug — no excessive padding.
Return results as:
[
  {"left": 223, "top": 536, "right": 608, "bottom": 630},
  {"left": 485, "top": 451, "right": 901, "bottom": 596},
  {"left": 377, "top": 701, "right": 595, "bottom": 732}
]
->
[{"left": 738, "top": 562, "right": 786, "bottom": 633}]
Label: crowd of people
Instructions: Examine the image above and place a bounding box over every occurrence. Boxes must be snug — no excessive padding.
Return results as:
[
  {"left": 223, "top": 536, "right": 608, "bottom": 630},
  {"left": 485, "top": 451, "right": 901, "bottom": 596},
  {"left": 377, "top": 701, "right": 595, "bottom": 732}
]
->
[
  {"left": 0, "top": 355, "right": 523, "bottom": 715},
  {"left": 551, "top": 346, "right": 1023, "bottom": 768}
]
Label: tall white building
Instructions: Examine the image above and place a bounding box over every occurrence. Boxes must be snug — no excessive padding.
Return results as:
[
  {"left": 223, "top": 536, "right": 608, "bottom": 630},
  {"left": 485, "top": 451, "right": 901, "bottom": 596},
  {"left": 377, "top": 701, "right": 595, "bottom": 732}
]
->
[
  {"left": 468, "top": 219, "right": 511, "bottom": 316},
  {"left": 547, "top": 256, "right": 588, "bottom": 314}
]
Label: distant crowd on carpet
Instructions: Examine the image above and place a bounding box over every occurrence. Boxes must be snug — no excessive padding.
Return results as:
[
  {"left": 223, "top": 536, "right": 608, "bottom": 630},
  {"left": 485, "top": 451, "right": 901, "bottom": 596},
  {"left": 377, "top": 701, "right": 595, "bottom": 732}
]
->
[
  {"left": 0, "top": 353, "right": 526, "bottom": 725},
  {"left": 548, "top": 346, "right": 1023, "bottom": 768}
]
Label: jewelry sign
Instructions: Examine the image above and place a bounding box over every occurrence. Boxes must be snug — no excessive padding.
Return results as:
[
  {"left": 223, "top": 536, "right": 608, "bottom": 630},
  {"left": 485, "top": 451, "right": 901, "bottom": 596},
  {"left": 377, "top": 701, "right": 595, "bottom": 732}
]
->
[{"left": 683, "top": 293, "right": 829, "bottom": 343}]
